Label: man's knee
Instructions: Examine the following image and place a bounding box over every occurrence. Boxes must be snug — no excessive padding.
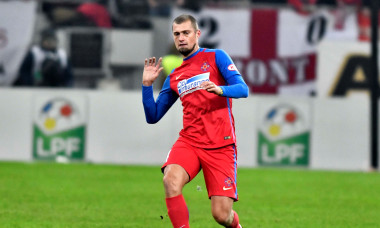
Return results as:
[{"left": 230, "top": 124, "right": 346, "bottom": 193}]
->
[
  {"left": 163, "top": 165, "right": 189, "bottom": 197},
  {"left": 163, "top": 171, "right": 182, "bottom": 192},
  {"left": 211, "top": 196, "right": 234, "bottom": 225},
  {"left": 212, "top": 207, "right": 232, "bottom": 225}
]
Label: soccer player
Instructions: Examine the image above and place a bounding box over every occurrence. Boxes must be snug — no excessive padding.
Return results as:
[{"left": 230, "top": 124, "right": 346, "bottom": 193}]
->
[{"left": 142, "top": 14, "right": 248, "bottom": 228}]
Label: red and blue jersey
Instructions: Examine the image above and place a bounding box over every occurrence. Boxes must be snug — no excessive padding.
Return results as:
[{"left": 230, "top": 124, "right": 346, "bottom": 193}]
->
[{"left": 143, "top": 48, "right": 248, "bottom": 148}]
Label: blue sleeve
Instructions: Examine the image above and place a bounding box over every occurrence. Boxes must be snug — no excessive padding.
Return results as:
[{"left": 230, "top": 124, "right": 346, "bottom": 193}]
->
[
  {"left": 142, "top": 76, "right": 178, "bottom": 124},
  {"left": 214, "top": 49, "right": 249, "bottom": 98}
]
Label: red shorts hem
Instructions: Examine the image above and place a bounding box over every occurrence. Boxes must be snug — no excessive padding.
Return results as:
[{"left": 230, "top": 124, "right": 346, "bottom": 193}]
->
[{"left": 162, "top": 139, "right": 239, "bottom": 200}]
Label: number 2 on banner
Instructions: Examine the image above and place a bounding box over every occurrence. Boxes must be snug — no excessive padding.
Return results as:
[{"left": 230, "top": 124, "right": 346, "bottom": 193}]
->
[{"left": 199, "top": 17, "right": 219, "bottom": 49}]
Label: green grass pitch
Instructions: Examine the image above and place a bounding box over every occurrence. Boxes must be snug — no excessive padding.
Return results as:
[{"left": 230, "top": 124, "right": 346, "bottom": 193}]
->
[{"left": 0, "top": 161, "right": 379, "bottom": 228}]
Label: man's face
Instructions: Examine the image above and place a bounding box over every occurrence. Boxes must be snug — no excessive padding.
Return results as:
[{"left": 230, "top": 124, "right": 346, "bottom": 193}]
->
[
  {"left": 41, "top": 37, "right": 57, "bottom": 52},
  {"left": 172, "top": 20, "right": 200, "bottom": 57}
]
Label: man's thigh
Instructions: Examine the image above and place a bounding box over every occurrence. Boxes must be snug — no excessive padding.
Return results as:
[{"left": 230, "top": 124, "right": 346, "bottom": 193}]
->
[
  {"left": 211, "top": 195, "right": 234, "bottom": 214},
  {"left": 200, "top": 145, "right": 239, "bottom": 201},
  {"left": 162, "top": 139, "right": 201, "bottom": 181}
]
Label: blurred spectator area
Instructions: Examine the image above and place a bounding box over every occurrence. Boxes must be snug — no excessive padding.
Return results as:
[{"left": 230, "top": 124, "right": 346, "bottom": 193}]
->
[
  {"left": 37, "top": 0, "right": 157, "bottom": 89},
  {"left": 34, "top": 0, "right": 369, "bottom": 89},
  {"left": 54, "top": 27, "right": 153, "bottom": 89}
]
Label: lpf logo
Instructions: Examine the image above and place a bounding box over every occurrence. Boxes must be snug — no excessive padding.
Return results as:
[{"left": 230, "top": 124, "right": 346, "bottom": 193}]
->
[
  {"left": 257, "top": 103, "right": 310, "bottom": 166},
  {"left": 33, "top": 96, "right": 87, "bottom": 161}
]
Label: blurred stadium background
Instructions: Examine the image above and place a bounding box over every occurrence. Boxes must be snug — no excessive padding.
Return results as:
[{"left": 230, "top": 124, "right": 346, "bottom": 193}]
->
[{"left": 0, "top": 0, "right": 379, "bottom": 227}]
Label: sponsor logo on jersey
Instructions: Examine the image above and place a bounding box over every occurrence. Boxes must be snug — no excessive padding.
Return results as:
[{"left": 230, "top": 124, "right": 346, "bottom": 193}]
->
[
  {"left": 201, "top": 61, "right": 210, "bottom": 72},
  {"left": 177, "top": 72, "right": 210, "bottom": 97},
  {"left": 227, "top": 64, "right": 238, "bottom": 71},
  {"left": 176, "top": 73, "right": 184, "bottom": 80}
]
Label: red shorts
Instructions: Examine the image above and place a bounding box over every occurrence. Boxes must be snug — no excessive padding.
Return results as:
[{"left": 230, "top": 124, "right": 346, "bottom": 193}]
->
[{"left": 162, "top": 138, "right": 239, "bottom": 201}]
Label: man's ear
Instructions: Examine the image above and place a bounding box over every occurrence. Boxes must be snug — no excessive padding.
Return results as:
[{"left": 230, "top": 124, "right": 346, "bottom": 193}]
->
[{"left": 196, "top": 29, "right": 201, "bottom": 39}]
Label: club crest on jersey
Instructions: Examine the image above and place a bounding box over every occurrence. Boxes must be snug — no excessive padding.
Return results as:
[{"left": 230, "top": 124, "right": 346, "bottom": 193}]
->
[
  {"left": 201, "top": 61, "right": 210, "bottom": 72},
  {"left": 224, "top": 177, "right": 233, "bottom": 187},
  {"left": 177, "top": 72, "right": 210, "bottom": 98}
]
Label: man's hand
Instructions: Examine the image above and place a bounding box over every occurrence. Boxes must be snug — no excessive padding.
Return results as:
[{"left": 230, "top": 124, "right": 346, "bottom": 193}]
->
[
  {"left": 142, "top": 57, "right": 164, "bottom": 86},
  {"left": 200, "top": 81, "right": 223, "bottom": 96}
]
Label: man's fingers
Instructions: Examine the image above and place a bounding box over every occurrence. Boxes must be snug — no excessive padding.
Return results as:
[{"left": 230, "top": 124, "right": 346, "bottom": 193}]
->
[
  {"left": 157, "top": 67, "right": 164, "bottom": 75},
  {"left": 147, "top": 57, "right": 154, "bottom": 66},
  {"left": 154, "top": 57, "right": 163, "bottom": 70},
  {"left": 149, "top": 57, "right": 153, "bottom": 66},
  {"left": 145, "top": 57, "right": 162, "bottom": 67},
  {"left": 199, "top": 81, "right": 221, "bottom": 94},
  {"left": 157, "top": 57, "right": 163, "bottom": 67},
  {"left": 201, "top": 81, "right": 214, "bottom": 89}
]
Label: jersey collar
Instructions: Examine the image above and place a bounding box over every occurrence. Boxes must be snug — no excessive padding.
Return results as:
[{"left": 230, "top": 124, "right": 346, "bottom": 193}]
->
[{"left": 183, "top": 48, "right": 203, "bottom": 61}]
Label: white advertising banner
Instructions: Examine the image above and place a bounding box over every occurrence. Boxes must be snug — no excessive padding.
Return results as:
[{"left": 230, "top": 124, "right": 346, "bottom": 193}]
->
[
  {"left": 237, "top": 8, "right": 320, "bottom": 95},
  {"left": 171, "top": 7, "right": 360, "bottom": 96},
  {"left": 0, "top": 89, "right": 371, "bottom": 171},
  {"left": 171, "top": 7, "right": 251, "bottom": 58},
  {"left": 0, "top": 1, "right": 36, "bottom": 86},
  {"left": 317, "top": 40, "right": 370, "bottom": 97},
  {"left": 277, "top": 10, "right": 329, "bottom": 58}
]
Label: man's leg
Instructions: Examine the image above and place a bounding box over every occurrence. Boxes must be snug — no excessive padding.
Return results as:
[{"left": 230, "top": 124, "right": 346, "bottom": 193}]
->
[
  {"left": 198, "top": 144, "right": 241, "bottom": 227},
  {"left": 162, "top": 139, "right": 201, "bottom": 228},
  {"left": 211, "top": 196, "right": 241, "bottom": 228},
  {"left": 163, "top": 164, "right": 190, "bottom": 228}
]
